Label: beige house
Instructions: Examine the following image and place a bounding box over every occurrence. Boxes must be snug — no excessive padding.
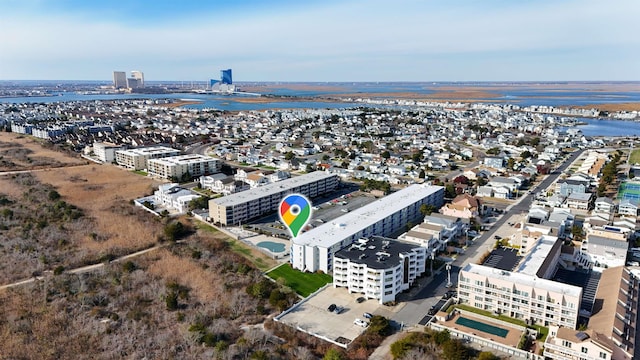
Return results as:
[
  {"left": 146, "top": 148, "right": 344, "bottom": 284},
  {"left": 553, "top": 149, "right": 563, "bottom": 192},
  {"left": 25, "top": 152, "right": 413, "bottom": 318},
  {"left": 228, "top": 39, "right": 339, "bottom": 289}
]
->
[{"left": 544, "top": 326, "right": 625, "bottom": 360}]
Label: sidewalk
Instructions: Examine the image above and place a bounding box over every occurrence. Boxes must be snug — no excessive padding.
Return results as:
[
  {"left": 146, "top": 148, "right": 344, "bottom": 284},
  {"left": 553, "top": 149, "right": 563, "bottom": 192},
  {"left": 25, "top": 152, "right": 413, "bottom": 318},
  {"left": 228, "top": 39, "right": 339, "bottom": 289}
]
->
[{"left": 368, "top": 330, "right": 408, "bottom": 360}]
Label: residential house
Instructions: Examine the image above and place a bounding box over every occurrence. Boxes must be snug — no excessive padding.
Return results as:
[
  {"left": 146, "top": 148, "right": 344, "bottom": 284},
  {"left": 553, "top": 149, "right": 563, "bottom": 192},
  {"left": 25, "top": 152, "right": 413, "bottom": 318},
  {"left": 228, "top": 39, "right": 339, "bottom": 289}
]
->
[
  {"left": 154, "top": 183, "right": 201, "bottom": 214},
  {"left": 439, "top": 193, "right": 483, "bottom": 220},
  {"left": 555, "top": 179, "right": 588, "bottom": 197},
  {"left": 565, "top": 192, "right": 594, "bottom": 211},
  {"left": 594, "top": 197, "right": 616, "bottom": 215}
]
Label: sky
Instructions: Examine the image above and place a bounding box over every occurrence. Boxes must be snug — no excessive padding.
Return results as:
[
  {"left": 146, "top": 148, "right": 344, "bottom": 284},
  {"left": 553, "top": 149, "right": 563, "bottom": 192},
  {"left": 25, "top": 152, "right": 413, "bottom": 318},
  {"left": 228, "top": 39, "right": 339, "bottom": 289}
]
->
[{"left": 0, "top": 0, "right": 638, "bottom": 82}]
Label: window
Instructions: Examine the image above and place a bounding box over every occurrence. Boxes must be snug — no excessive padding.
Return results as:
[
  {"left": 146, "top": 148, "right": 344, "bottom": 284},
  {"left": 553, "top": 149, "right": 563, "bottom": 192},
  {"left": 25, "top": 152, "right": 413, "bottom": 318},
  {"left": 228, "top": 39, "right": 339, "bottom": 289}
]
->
[
  {"left": 581, "top": 347, "right": 588, "bottom": 354},
  {"left": 599, "top": 352, "right": 607, "bottom": 359}
]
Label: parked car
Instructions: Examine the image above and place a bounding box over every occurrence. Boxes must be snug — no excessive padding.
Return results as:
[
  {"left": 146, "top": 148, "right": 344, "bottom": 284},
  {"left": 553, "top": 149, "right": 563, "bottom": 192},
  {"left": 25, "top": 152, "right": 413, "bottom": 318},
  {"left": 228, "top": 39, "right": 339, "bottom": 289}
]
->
[
  {"left": 356, "top": 297, "right": 366, "bottom": 303},
  {"left": 333, "top": 306, "right": 344, "bottom": 314},
  {"left": 327, "top": 304, "right": 337, "bottom": 312},
  {"left": 354, "top": 318, "right": 369, "bottom": 327},
  {"left": 363, "top": 312, "right": 373, "bottom": 319},
  {"left": 428, "top": 305, "right": 438, "bottom": 316}
]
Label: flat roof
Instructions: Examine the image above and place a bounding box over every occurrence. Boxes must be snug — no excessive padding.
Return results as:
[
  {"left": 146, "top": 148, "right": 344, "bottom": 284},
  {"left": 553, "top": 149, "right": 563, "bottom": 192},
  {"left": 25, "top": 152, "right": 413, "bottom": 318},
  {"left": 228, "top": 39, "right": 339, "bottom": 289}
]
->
[
  {"left": 482, "top": 247, "right": 522, "bottom": 271},
  {"left": 335, "top": 236, "right": 421, "bottom": 269},
  {"left": 211, "top": 171, "right": 337, "bottom": 207},
  {"left": 293, "top": 184, "right": 444, "bottom": 249},
  {"left": 148, "top": 154, "right": 219, "bottom": 166},
  {"left": 516, "top": 235, "right": 558, "bottom": 277},
  {"left": 462, "top": 263, "right": 583, "bottom": 298},
  {"left": 117, "top": 146, "right": 178, "bottom": 156}
]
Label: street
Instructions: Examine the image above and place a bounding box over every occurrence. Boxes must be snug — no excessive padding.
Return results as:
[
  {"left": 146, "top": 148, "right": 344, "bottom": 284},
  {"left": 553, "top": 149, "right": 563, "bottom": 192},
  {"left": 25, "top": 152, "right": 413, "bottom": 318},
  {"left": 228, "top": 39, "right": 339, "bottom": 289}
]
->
[{"left": 388, "top": 149, "right": 585, "bottom": 327}]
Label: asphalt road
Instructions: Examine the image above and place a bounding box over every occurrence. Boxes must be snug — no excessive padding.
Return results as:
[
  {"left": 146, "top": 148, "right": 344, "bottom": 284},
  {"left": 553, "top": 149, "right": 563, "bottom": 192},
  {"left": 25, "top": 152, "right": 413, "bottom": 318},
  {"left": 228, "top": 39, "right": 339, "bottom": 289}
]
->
[{"left": 389, "top": 149, "right": 585, "bottom": 327}]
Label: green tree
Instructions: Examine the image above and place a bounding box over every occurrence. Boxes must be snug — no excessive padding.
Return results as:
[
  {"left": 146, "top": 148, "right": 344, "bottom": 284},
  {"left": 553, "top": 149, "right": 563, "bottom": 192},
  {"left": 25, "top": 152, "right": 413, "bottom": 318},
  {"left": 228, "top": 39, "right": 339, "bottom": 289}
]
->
[
  {"left": 284, "top": 151, "right": 295, "bottom": 161},
  {"left": 323, "top": 347, "right": 345, "bottom": 360},
  {"left": 419, "top": 169, "right": 426, "bottom": 179},
  {"left": 442, "top": 339, "right": 470, "bottom": 360},
  {"left": 478, "top": 351, "right": 500, "bottom": 360},
  {"left": 571, "top": 224, "right": 584, "bottom": 241},
  {"left": 507, "top": 157, "right": 516, "bottom": 169},
  {"left": 420, "top": 204, "right": 436, "bottom": 216},
  {"left": 163, "top": 221, "right": 186, "bottom": 242},
  {"left": 189, "top": 196, "right": 210, "bottom": 211},
  {"left": 381, "top": 150, "right": 391, "bottom": 159},
  {"left": 486, "top": 147, "right": 500, "bottom": 155},
  {"left": 445, "top": 184, "right": 456, "bottom": 198},
  {"left": 520, "top": 150, "right": 532, "bottom": 159},
  {"left": 433, "top": 330, "right": 451, "bottom": 345}
]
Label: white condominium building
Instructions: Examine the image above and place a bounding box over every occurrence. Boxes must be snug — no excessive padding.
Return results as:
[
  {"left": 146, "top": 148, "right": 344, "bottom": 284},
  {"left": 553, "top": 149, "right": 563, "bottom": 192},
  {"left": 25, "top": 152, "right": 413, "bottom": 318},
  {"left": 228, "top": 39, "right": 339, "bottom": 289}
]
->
[
  {"left": 93, "top": 142, "right": 122, "bottom": 163},
  {"left": 147, "top": 154, "right": 221, "bottom": 180},
  {"left": 208, "top": 171, "right": 339, "bottom": 226},
  {"left": 333, "top": 236, "right": 426, "bottom": 304},
  {"left": 458, "top": 263, "right": 582, "bottom": 329},
  {"left": 291, "top": 184, "right": 444, "bottom": 273},
  {"left": 115, "top": 146, "right": 180, "bottom": 170}
]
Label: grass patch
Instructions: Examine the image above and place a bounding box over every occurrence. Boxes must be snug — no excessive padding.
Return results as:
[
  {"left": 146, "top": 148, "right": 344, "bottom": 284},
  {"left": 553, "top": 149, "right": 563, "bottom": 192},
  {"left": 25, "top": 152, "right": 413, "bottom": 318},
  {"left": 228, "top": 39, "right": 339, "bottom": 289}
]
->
[
  {"left": 454, "top": 304, "right": 548, "bottom": 341},
  {"left": 267, "top": 264, "right": 333, "bottom": 297},
  {"left": 630, "top": 149, "right": 640, "bottom": 165},
  {"left": 195, "top": 223, "right": 276, "bottom": 272},
  {"left": 132, "top": 170, "right": 148, "bottom": 176}
]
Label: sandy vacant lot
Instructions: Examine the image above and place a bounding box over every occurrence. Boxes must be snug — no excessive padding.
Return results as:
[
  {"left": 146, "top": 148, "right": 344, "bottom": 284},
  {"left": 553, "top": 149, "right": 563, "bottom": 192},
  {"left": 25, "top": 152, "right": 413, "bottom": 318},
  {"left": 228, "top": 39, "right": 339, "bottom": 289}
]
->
[{"left": 0, "top": 132, "right": 87, "bottom": 171}]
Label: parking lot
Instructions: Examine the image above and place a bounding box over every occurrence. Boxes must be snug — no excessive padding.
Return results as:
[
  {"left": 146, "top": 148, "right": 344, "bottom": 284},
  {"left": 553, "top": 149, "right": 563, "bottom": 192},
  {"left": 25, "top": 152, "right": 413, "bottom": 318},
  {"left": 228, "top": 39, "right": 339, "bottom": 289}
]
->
[
  {"left": 246, "top": 184, "right": 377, "bottom": 238},
  {"left": 275, "top": 286, "right": 384, "bottom": 346}
]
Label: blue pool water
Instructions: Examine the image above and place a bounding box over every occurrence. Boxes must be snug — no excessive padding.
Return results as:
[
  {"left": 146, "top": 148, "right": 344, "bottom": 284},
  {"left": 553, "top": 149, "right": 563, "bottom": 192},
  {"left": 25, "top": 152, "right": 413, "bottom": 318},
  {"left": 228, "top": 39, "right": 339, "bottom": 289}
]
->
[{"left": 257, "top": 241, "right": 286, "bottom": 253}]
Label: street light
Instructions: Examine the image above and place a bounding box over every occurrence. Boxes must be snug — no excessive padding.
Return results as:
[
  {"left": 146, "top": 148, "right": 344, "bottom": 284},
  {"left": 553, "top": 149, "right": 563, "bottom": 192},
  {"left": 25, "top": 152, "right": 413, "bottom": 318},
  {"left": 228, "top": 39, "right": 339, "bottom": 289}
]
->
[
  {"left": 430, "top": 251, "right": 435, "bottom": 277},
  {"left": 446, "top": 263, "right": 452, "bottom": 288}
]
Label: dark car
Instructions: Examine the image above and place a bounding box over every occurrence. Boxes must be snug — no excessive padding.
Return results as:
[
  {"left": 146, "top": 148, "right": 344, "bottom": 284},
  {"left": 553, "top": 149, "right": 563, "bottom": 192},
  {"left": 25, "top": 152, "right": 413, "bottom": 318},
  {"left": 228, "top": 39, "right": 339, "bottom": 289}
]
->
[
  {"left": 363, "top": 312, "right": 373, "bottom": 319},
  {"left": 428, "top": 305, "right": 438, "bottom": 315},
  {"left": 327, "top": 304, "right": 337, "bottom": 312},
  {"left": 356, "top": 297, "right": 366, "bottom": 303}
]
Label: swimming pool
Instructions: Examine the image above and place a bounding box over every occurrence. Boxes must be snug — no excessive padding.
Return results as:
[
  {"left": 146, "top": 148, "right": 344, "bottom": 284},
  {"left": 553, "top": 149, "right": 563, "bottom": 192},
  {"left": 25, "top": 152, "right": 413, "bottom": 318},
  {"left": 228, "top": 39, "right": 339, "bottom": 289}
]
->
[
  {"left": 257, "top": 241, "right": 286, "bottom": 253},
  {"left": 455, "top": 316, "right": 509, "bottom": 338}
]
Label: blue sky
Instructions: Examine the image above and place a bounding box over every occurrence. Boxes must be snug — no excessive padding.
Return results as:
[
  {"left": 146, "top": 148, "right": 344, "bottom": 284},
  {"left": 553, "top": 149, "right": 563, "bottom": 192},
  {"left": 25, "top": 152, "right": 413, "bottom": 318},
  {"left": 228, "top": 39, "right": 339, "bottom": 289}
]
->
[{"left": 0, "top": 0, "right": 638, "bottom": 81}]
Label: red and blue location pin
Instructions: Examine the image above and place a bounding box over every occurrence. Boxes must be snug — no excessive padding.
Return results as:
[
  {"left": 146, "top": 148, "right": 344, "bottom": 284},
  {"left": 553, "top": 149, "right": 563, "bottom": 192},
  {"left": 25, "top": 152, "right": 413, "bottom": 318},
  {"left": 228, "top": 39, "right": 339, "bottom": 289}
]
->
[{"left": 279, "top": 194, "right": 312, "bottom": 238}]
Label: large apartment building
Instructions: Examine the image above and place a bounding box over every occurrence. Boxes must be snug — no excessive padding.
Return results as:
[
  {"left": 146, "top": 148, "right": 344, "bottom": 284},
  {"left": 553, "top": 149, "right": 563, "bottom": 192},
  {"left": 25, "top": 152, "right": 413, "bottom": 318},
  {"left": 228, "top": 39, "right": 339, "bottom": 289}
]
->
[
  {"left": 147, "top": 154, "right": 221, "bottom": 180},
  {"left": 93, "top": 142, "right": 122, "bottom": 163},
  {"left": 115, "top": 146, "right": 180, "bottom": 170},
  {"left": 458, "top": 263, "right": 582, "bottom": 329},
  {"left": 208, "top": 171, "right": 339, "bottom": 226},
  {"left": 333, "top": 236, "right": 426, "bottom": 304},
  {"left": 544, "top": 266, "right": 639, "bottom": 360},
  {"left": 291, "top": 184, "right": 444, "bottom": 273}
]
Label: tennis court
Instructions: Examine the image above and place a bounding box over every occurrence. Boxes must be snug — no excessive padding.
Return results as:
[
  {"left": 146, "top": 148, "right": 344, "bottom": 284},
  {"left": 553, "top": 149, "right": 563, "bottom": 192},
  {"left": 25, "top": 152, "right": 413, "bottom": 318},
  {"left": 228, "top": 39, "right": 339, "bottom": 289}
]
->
[
  {"left": 619, "top": 181, "right": 640, "bottom": 205},
  {"left": 455, "top": 316, "right": 509, "bottom": 338}
]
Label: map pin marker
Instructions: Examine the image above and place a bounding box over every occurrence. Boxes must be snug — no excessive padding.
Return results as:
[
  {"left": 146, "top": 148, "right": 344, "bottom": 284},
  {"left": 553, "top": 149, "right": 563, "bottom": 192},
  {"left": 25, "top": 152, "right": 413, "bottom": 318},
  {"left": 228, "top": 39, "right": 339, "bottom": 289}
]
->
[{"left": 279, "top": 194, "right": 312, "bottom": 238}]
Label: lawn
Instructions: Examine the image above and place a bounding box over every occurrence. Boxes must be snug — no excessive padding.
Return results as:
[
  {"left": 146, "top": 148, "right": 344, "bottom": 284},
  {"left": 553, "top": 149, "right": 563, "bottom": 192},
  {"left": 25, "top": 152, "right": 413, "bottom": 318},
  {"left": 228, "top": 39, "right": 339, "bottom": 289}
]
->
[
  {"left": 267, "top": 264, "right": 333, "bottom": 297},
  {"left": 196, "top": 223, "right": 277, "bottom": 272},
  {"left": 630, "top": 149, "right": 640, "bottom": 165}
]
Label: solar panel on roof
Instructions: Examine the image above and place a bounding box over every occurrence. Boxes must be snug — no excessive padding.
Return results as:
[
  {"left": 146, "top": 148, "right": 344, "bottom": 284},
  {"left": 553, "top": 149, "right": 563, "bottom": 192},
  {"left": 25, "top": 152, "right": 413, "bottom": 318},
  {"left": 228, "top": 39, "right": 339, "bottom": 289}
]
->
[{"left": 575, "top": 331, "right": 589, "bottom": 341}]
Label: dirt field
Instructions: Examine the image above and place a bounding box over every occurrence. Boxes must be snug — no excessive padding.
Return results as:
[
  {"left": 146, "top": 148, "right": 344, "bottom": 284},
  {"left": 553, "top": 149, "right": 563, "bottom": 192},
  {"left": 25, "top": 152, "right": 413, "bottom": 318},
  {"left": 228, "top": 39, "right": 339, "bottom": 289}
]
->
[
  {"left": 35, "top": 164, "right": 163, "bottom": 254},
  {"left": 0, "top": 132, "right": 87, "bottom": 171}
]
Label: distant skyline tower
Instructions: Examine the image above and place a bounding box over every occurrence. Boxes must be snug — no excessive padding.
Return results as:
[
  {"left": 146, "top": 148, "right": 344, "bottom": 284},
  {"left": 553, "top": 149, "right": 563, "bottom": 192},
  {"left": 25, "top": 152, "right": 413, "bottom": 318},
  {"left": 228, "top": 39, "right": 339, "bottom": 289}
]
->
[
  {"left": 131, "top": 71, "right": 144, "bottom": 87},
  {"left": 220, "top": 69, "right": 232, "bottom": 84},
  {"left": 113, "top": 71, "right": 127, "bottom": 89}
]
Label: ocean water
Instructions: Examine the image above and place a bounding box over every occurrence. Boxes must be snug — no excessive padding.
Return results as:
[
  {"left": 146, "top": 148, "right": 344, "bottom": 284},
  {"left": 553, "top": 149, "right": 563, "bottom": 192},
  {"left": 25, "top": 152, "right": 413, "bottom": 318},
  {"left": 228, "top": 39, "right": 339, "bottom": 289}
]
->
[
  {"left": 569, "top": 118, "right": 640, "bottom": 137},
  {"left": 0, "top": 92, "right": 358, "bottom": 111}
]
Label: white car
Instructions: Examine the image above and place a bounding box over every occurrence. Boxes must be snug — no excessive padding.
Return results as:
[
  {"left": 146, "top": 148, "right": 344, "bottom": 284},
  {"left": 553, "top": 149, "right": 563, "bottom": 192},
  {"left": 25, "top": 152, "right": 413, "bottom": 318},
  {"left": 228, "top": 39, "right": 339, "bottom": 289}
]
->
[{"left": 354, "top": 318, "right": 369, "bottom": 327}]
